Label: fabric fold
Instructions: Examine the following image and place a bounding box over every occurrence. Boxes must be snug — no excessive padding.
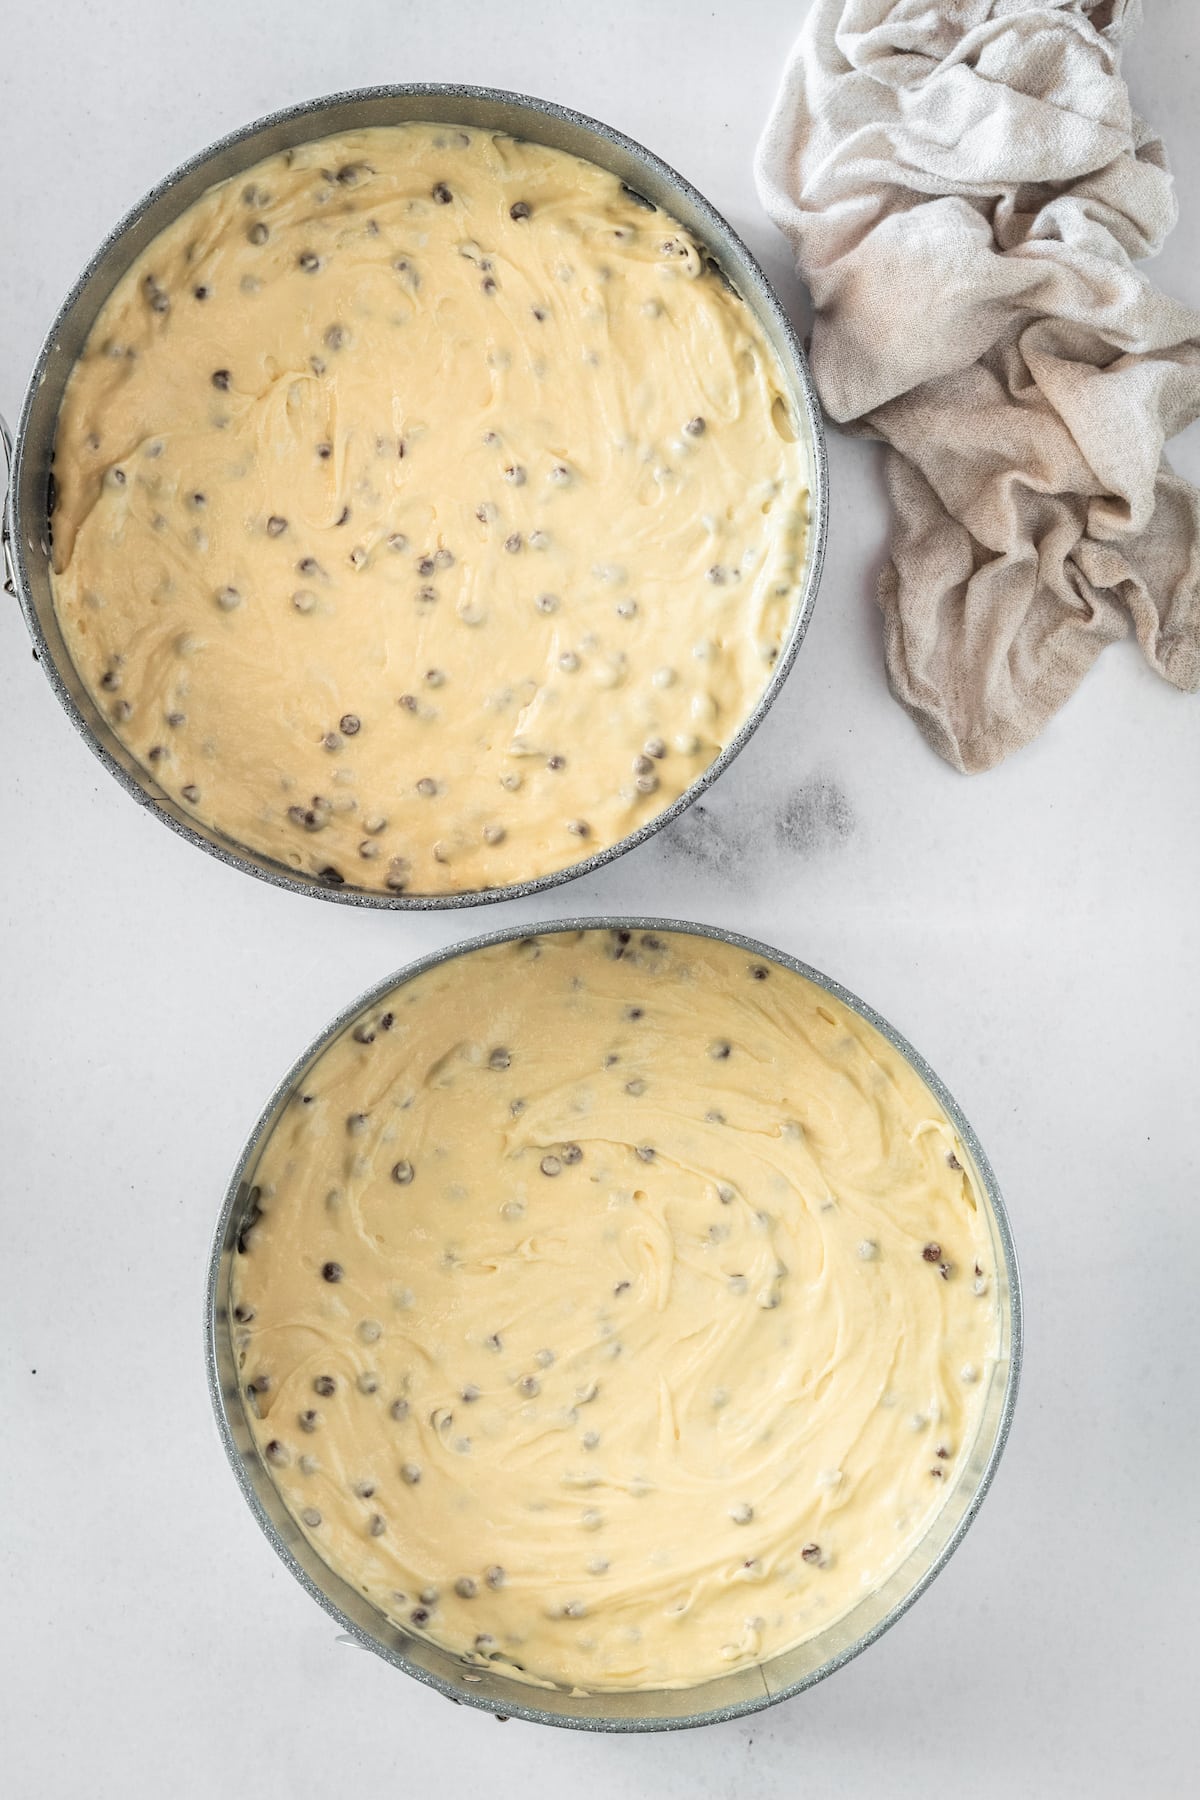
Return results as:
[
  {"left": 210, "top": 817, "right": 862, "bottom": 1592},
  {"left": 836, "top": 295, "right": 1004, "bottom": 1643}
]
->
[{"left": 756, "top": 0, "right": 1200, "bottom": 771}]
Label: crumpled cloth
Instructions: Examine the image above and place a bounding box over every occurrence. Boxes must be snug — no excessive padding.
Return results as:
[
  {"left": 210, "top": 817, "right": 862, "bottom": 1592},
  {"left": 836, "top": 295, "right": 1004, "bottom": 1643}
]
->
[{"left": 756, "top": 0, "right": 1200, "bottom": 771}]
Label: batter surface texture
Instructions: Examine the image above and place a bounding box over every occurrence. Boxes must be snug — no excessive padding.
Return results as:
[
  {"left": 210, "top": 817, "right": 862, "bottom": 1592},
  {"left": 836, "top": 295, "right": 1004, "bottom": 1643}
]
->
[
  {"left": 230, "top": 928, "right": 999, "bottom": 1691},
  {"left": 50, "top": 124, "right": 809, "bottom": 893}
]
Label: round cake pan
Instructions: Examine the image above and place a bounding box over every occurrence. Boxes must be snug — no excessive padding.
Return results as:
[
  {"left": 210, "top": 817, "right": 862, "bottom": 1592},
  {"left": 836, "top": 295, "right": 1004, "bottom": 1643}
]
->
[
  {"left": 1, "top": 85, "right": 828, "bottom": 909},
  {"left": 205, "top": 916, "right": 1022, "bottom": 1731}
]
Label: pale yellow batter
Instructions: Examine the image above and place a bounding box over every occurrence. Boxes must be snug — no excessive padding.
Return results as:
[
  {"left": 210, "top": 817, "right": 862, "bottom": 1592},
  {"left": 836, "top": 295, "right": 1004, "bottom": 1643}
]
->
[
  {"left": 49, "top": 125, "right": 809, "bottom": 894},
  {"left": 230, "top": 928, "right": 999, "bottom": 1691}
]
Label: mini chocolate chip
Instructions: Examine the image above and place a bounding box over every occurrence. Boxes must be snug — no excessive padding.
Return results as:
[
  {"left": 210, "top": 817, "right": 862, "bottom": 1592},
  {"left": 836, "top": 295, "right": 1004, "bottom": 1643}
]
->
[
  {"left": 193, "top": 285, "right": 210, "bottom": 301},
  {"left": 684, "top": 415, "right": 706, "bottom": 436},
  {"left": 519, "top": 1375, "right": 541, "bottom": 1398},
  {"left": 247, "top": 221, "right": 269, "bottom": 245},
  {"left": 264, "top": 1440, "right": 288, "bottom": 1466},
  {"left": 232, "top": 1303, "right": 255, "bottom": 1324},
  {"left": 391, "top": 1160, "right": 415, "bottom": 1185},
  {"left": 485, "top": 1565, "right": 505, "bottom": 1589},
  {"left": 389, "top": 1398, "right": 409, "bottom": 1421},
  {"left": 400, "top": 1462, "right": 422, "bottom": 1485},
  {"left": 324, "top": 324, "right": 347, "bottom": 350},
  {"left": 509, "top": 200, "right": 532, "bottom": 221},
  {"left": 561, "top": 1143, "right": 583, "bottom": 1165},
  {"left": 266, "top": 515, "right": 287, "bottom": 536},
  {"left": 335, "top": 506, "right": 351, "bottom": 526},
  {"left": 298, "top": 1409, "right": 320, "bottom": 1433},
  {"left": 211, "top": 369, "right": 231, "bottom": 391},
  {"left": 488, "top": 1048, "right": 511, "bottom": 1071},
  {"left": 801, "top": 1542, "right": 823, "bottom": 1564},
  {"left": 455, "top": 1575, "right": 478, "bottom": 1598},
  {"left": 298, "top": 250, "right": 321, "bottom": 272},
  {"left": 410, "top": 1606, "right": 430, "bottom": 1626},
  {"left": 504, "top": 532, "right": 522, "bottom": 553},
  {"left": 313, "top": 1375, "right": 336, "bottom": 1397},
  {"left": 635, "top": 1145, "right": 655, "bottom": 1163},
  {"left": 750, "top": 964, "right": 770, "bottom": 981},
  {"left": 431, "top": 182, "right": 452, "bottom": 204},
  {"left": 318, "top": 865, "right": 344, "bottom": 886},
  {"left": 369, "top": 1513, "right": 387, "bottom": 1536},
  {"left": 316, "top": 443, "right": 332, "bottom": 460},
  {"left": 540, "top": 1156, "right": 562, "bottom": 1178},
  {"left": 340, "top": 713, "right": 361, "bottom": 735},
  {"left": 301, "top": 1507, "right": 322, "bottom": 1528},
  {"left": 947, "top": 1151, "right": 963, "bottom": 1171},
  {"left": 709, "top": 1040, "right": 732, "bottom": 1060},
  {"left": 321, "top": 1261, "right": 344, "bottom": 1283},
  {"left": 547, "top": 754, "right": 566, "bottom": 771},
  {"left": 922, "top": 1243, "right": 942, "bottom": 1263}
]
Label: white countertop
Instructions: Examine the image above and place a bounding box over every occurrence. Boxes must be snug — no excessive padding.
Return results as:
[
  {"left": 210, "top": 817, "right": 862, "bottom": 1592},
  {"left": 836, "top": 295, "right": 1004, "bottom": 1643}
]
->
[{"left": 3, "top": 3, "right": 1197, "bottom": 1795}]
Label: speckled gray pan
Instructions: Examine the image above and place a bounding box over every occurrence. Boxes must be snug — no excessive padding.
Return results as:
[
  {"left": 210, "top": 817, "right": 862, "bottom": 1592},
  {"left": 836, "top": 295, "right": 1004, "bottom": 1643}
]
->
[
  {"left": 205, "top": 917, "right": 1022, "bottom": 1732},
  {"left": 1, "top": 85, "right": 828, "bottom": 909}
]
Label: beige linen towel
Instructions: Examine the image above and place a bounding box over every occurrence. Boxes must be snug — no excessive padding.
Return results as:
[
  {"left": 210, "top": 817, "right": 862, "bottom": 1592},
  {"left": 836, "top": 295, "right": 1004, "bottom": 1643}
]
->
[{"left": 756, "top": 0, "right": 1200, "bottom": 771}]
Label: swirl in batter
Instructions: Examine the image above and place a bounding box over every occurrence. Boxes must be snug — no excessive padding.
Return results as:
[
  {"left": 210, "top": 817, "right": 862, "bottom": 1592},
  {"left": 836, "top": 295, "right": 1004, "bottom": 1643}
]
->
[
  {"left": 49, "top": 125, "right": 809, "bottom": 893},
  {"left": 230, "top": 928, "right": 1000, "bottom": 1691}
]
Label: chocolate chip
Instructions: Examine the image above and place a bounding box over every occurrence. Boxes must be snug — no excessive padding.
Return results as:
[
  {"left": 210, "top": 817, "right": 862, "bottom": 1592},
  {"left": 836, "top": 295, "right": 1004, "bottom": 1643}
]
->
[
  {"left": 509, "top": 200, "right": 532, "bottom": 221},
  {"left": 313, "top": 1375, "right": 336, "bottom": 1397},
  {"left": 368, "top": 1513, "right": 387, "bottom": 1536},
  {"left": 389, "top": 1398, "right": 409, "bottom": 1421},
  {"left": 922, "top": 1243, "right": 942, "bottom": 1263},
  {"left": 298, "top": 250, "right": 321, "bottom": 272},
  {"left": 193, "top": 285, "right": 210, "bottom": 301},
  {"left": 232, "top": 1303, "right": 255, "bottom": 1324},
  {"left": 519, "top": 1375, "right": 541, "bottom": 1397},
  {"left": 535, "top": 592, "right": 559, "bottom": 614},
  {"left": 266, "top": 515, "right": 287, "bottom": 536},
  {"left": 301, "top": 1507, "right": 322, "bottom": 1528},
  {"left": 410, "top": 1606, "right": 430, "bottom": 1626},
  {"left": 298, "top": 1409, "right": 320, "bottom": 1433},
  {"left": 316, "top": 443, "right": 332, "bottom": 460},
  {"left": 488, "top": 1048, "right": 511, "bottom": 1071},
  {"left": 540, "top": 1155, "right": 562, "bottom": 1178},
  {"left": 324, "top": 324, "right": 347, "bottom": 351},
  {"left": 546, "top": 754, "right": 566, "bottom": 771},
  {"left": 635, "top": 1145, "right": 655, "bottom": 1163},
  {"left": 947, "top": 1151, "right": 963, "bottom": 1171},
  {"left": 340, "top": 713, "right": 360, "bottom": 735},
  {"left": 391, "top": 1160, "right": 415, "bottom": 1185},
  {"left": 247, "top": 222, "right": 269, "bottom": 245},
  {"left": 750, "top": 965, "right": 770, "bottom": 981},
  {"left": 485, "top": 1565, "right": 506, "bottom": 1589},
  {"left": 264, "top": 1440, "right": 289, "bottom": 1466},
  {"left": 317, "top": 865, "right": 344, "bottom": 886},
  {"left": 684, "top": 416, "right": 706, "bottom": 436},
  {"left": 455, "top": 1575, "right": 478, "bottom": 1598},
  {"left": 561, "top": 1143, "right": 583, "bottom": 1165},
  {"left": 709, "top": 1040, "right": 732, "bottom": 1060},
  {"left": 431, "top": 182, "right": 452, "bottom": 204},
  {"left": 504, "top": 532, "right": 522, "bottom": 553},
  {"left": 211, "top": 369, "right": 231, "bottom": 391},
  {"left": 400, "top": 1461, "right": 422, "bottom": 1485},
  {"left": 321, "top": 1261, "right": 344, "bottom": 1283}
]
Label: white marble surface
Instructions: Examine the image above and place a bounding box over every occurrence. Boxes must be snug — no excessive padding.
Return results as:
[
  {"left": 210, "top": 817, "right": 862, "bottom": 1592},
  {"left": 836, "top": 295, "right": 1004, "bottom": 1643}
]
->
[{"left": 2, "top": 3, "right": 1198, "bottom": 1795}]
